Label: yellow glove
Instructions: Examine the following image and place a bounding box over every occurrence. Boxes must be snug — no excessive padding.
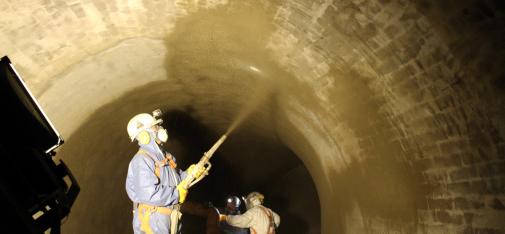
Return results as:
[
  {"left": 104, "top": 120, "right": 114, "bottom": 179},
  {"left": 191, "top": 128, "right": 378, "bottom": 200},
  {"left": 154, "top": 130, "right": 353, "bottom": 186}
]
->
[
  {"left": 176, "top": 181, "right": 189, "bottom": 203},
  {"left": 187, "top": 164, "right": 205, "bottom": 178},
  {"left": 219, "top": 214, "right": 227, "bottom": 222}
]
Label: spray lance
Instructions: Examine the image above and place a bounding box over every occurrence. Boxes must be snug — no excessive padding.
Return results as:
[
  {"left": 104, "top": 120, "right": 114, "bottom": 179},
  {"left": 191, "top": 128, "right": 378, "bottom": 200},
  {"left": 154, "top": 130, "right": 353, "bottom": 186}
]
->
[
  {"left": 179, "top": 77, "right": 272, "bottom": 201},
  {"left": 179, "top": 134, "right": 228, "bottom": 191}
]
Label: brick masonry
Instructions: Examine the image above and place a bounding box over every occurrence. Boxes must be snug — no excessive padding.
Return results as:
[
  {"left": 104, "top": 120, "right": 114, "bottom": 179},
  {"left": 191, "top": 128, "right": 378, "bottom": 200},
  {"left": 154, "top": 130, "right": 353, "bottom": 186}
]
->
[
  {"left": 266, "top": 0, "right": 505, "bottom": 233},
  {"left": 1, "top": 0, "right": 504, "bottom": 233}
]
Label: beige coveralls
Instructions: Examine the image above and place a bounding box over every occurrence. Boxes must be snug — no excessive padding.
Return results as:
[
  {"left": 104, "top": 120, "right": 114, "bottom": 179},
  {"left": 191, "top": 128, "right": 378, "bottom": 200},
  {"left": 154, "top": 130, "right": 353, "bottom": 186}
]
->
[{"left": 225, "top": 205, "right": 280, "bottom": 234}]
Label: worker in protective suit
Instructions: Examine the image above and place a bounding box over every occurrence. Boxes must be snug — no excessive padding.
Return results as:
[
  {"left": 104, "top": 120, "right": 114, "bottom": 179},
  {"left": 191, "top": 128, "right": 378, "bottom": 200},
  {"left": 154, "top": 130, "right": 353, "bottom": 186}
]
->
[
  {"left": 218, "top": 196, "right": 248, "bottom": 234},
  {"left": 219, "top": 192, "right": 280, "bottom": 234},
  {"left": 125, "top": 109, "right": 204, "bottom": 234}
]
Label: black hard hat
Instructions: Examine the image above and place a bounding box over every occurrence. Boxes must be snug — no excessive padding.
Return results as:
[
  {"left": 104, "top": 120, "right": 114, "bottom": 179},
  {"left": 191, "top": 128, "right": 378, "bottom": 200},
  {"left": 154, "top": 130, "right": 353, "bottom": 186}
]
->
[{"left": 226, "top": 196, "right": 241, "bottom": 208}]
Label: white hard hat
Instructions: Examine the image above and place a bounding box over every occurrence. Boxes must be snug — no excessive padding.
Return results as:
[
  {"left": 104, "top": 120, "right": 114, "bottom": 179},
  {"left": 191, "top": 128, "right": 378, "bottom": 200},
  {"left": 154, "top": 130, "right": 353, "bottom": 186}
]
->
[{"left": 127, "top": 110, "right": 163, "bottom": 141}]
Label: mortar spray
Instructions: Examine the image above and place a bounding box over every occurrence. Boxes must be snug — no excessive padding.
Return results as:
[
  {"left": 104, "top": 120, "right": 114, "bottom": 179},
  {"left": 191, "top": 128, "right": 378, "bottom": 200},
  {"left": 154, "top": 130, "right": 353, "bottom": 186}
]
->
[
  {"left": 225, "top": 77, "right": 274, "bottom": 136},
  {"left": 182, "top": 77, "right": 275, "bottom": 189}
]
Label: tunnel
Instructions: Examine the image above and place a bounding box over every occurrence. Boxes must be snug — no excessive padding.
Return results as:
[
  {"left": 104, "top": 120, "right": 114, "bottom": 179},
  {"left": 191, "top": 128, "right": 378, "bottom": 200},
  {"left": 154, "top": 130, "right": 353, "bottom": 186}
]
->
[{"left": 2, "top": 0, "right": 505, "bottom": 233}]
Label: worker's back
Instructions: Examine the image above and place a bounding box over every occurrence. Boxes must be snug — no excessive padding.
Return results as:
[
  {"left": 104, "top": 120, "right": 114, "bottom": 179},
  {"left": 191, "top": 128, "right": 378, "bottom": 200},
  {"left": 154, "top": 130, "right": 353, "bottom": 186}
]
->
[{"left": 227, "top": 205, "right": 280, "bottom": 234}]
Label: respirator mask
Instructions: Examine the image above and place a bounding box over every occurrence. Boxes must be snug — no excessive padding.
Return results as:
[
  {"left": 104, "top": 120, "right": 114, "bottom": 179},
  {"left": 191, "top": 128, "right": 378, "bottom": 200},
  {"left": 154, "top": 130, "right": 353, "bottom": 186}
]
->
[
  {"left": 151, "top": 109, "right": 168, "bottom": 143},
  {"left": 157, "top": 127, "right": 168, "bottom": 143}
]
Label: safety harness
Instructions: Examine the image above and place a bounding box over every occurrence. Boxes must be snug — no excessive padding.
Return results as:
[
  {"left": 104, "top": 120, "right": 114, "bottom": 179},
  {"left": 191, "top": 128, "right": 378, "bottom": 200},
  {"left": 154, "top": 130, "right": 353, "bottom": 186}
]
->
[
  {"left": 251, "top": 206, "right": 276, "bottom": 234},
  {"left": 139, "top": 149, "right": 177, "bottom": 177},
  {"left": 135, "top": 149, "right": 181, "bottom": 234}
]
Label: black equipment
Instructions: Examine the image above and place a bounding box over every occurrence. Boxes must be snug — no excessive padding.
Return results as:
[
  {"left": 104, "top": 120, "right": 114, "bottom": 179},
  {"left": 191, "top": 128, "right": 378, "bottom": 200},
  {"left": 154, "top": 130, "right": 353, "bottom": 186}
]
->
[{"left": 0, "top": 56, "right": 79, "bottom": 233}]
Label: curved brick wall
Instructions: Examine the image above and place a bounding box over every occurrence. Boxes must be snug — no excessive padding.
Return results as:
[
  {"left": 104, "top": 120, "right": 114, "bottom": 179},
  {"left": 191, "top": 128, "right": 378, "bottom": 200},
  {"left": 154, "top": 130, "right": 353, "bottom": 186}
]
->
[{"left": 1, "top": 0, "right": 504, "bottom": 233}]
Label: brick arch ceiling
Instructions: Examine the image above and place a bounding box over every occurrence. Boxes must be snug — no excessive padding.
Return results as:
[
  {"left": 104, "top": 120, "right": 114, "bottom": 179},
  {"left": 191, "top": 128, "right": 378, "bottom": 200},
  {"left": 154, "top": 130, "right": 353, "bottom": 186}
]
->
[{"left": 1, "top": 0, "right": 504, "bottom": 233}]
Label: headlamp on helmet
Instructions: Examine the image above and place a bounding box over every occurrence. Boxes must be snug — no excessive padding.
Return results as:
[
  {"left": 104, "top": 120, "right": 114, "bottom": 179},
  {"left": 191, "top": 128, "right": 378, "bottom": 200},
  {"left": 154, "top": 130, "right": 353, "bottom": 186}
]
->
[{"left": 127, "top": 109, "right": 164, "bottom": 142}]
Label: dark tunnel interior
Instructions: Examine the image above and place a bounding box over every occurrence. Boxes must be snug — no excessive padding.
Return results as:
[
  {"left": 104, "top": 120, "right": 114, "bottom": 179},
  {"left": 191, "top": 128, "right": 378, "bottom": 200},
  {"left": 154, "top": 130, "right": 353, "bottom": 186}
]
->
[{"left": 161, "top": 110, "right": 319, "bottom": 233}]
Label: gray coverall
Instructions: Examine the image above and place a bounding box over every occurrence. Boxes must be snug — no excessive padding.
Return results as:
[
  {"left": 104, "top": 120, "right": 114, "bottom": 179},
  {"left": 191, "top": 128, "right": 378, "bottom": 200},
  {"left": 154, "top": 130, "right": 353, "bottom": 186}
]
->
[{"left": 126, "top": 134, "right": 187, "bottom": 234}]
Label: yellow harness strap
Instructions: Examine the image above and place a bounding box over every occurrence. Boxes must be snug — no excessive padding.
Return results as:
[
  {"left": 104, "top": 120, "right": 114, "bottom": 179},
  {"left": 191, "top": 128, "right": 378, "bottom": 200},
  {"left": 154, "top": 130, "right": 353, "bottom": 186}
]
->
[{"left": 138, "top": 203, "right": 173, "bottom": 234}]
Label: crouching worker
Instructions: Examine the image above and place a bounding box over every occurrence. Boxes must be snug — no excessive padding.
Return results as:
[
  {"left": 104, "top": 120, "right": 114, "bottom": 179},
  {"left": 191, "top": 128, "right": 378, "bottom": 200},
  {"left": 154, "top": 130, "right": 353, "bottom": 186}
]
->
[
  {"left": 125, "top": 109, "right": 204, "bottom": 234},
  {"left": 220, "top": 192, "right": 280, "bottom": 234}
]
